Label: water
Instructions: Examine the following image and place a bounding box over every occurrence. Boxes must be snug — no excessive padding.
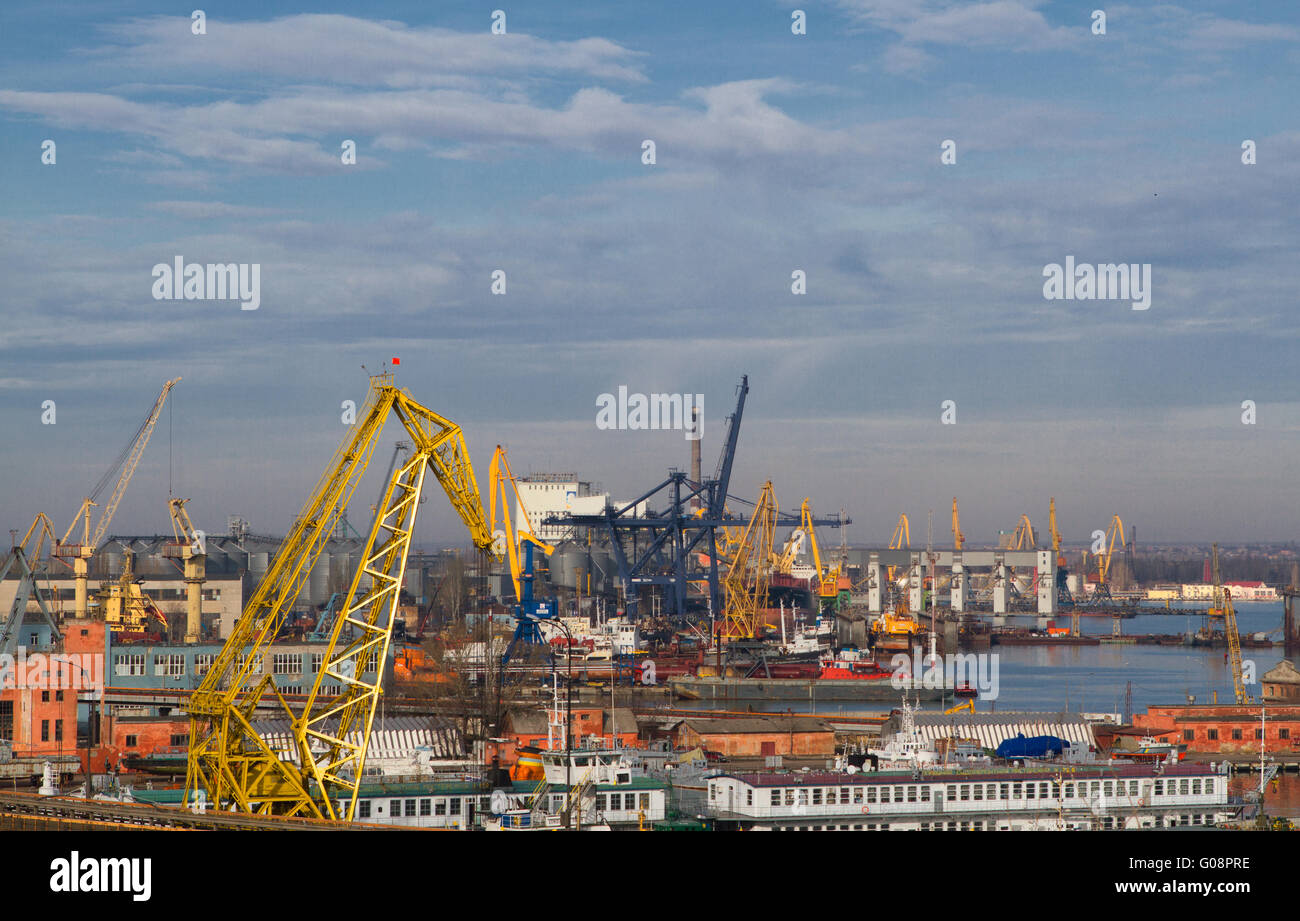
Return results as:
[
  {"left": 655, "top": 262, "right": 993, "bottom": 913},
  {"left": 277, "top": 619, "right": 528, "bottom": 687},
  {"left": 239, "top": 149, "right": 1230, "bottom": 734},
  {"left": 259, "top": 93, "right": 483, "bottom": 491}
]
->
[{"left": 664, "top": 601, "right": 1293, "bottom": 718}]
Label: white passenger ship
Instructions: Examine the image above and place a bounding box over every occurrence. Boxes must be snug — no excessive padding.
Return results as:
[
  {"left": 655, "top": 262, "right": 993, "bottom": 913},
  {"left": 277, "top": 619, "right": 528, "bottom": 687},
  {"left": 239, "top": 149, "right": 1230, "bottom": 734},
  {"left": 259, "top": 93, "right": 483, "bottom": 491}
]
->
[{"left": 704, "top": 762, "right": 1239, "bottom": 831}]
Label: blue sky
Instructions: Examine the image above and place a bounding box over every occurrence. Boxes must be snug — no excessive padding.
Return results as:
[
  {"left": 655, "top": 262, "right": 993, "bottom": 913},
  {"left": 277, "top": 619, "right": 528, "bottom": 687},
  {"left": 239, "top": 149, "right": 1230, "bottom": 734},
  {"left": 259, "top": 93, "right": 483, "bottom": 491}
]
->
[{"left": 1, "top": 1, "right": 1298, "bottom": 547}]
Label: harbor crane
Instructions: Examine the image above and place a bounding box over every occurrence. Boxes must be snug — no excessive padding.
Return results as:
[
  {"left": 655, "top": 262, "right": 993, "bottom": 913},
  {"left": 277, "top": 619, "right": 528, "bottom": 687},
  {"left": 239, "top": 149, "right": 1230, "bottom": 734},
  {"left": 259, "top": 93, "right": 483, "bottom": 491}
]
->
[
  {"left": 489, "top": 444, "right": 559, "bottom": 663},
  {"left": 0, "top": 514, "right": 61, "bottom": 655},
  {"left": 1209, "top": 543, "right": 1250, "bottom": 706},
  {"left": 55, "top": 378, "right": 181, "bottom": 618},
  {"left": 164, "top": 498, "right": 206, "bottom": 644},
  {"left": 722, "top": 481, "right": 777, "bottom": 639},
  {"left": 186, "top": 373, "right": 494, "bottom": 820},
  {"left": 798, "top": 498, "right": 841, "bottom": 599},
  {"left": 951, "top": 498, "right": 965, "bottom": 551},
  {"left": 1091, "top": 514, "right": 1127, "bottom": 605}
]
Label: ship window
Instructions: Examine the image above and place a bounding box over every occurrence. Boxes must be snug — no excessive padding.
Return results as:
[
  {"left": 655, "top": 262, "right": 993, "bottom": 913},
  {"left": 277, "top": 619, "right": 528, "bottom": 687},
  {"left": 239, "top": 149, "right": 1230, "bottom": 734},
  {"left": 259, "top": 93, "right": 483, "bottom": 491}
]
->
[
  {"left": 1103, "top": 781, "right": 1112, "bottom": 797},
  {"left": 821, "top": 788, "right": 831, "bottom": 805},
  {"left": 1154, "top": 780, "right": 1163, "bottom": 796},
  {"left": 420, "top": 799, "right": 431, "bottom": 816},
  {"left": 841, "top": 787, "right": 850, "bottom": 802},
  {"left": 1179, "top": 780, "right": 1188, "bottom": 795},
  {"left": 389, "top": 799, "right": 401, "bottom": 816},
  {"left": 359, "top": 800, "right": 371, "bottom": 819},
  {"left": 435, "top": 799, "right": 446, "bottom": 816},
  {"left": 1191, "top": 780, "right": 1200, "bottom": 795},
  {"left": 1063, "top": 783, "right": 1073, "bottom": 798},
  {"left": 866, "top": 788, "right": 876, "bottom": 804},
  {"left": 640, "top": 793, "right": 650, "bottom": 810},
  {"left": 746, "top": 789, "right": 753, "bottom": 806},
  {"left": 946, "top": 785, "right": 957, "bottom": 800},
  {"left": 907, "top": 786, "right": 917, "bottom": 803},
  {"left": 853, "top": 788, "right": 863, "bottom": 804},
  {"left": 920, "top": 787, "right": 931, "bottom": 802},
  {"left": 1000, "top": 783, "right": 1009, "bottom": 800},
  {"left": 404, "top": 799, "right": 416, "bottom": 817},
  {"left": 1012, "top": 783, "right": 1022, "bottom": 799},
  {"left": 1051, "top": 782, "right": 1060, "bottom": 798},
  {"left": 1025, "top": 784, "right": 1035, "bottom": 799},
  {"left": 785, "top": 789, "right": 795, "bottom": 806},
  {"left": 972, "top": 784, "right": 982, "bottom": 801},
  {"left": 771, "top": 790, "right": 781, "bottom": 806},
  {"left": 450, "top": 797, "right": 461, "bottom": 815},
  {"left": 880, "top": 787, "right": 891, "bottom": 803},
  {"left": 596, "top": 794, "right": 607, "bottom": 812},
  {"left": 812, "top": 788, "right": 823, "bottom": 806},
  {"left": 959, "top": 785, "right": 969, "bottom": 802}
]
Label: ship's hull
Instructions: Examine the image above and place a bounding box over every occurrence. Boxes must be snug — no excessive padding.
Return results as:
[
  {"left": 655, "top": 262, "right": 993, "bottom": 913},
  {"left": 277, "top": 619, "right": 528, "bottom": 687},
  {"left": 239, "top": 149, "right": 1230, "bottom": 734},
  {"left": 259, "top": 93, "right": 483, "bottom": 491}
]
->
[{"left": 669, "top": 676, "right": 950, "bottom": 701}]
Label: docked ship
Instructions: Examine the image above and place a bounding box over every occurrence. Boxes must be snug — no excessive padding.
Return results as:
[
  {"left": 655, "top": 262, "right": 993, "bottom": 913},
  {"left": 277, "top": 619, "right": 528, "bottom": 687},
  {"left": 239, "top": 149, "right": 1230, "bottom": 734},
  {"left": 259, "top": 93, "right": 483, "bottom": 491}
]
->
[
  {"left": 669, "top": 648, "right": 953, "bottom": 702},
  {"left": 870, "top": 606, "right": 927, "bottom": 652},
  {"left": 703, "top": 762, "right": 1241, "bottom": 831}
]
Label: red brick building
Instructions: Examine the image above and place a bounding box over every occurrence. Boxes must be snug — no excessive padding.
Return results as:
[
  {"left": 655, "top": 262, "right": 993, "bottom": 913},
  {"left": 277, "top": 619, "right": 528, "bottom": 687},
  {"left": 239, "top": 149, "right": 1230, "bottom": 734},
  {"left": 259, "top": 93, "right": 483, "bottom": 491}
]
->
[
  {"left": 1134, "top": 704, "right": 1300, "bottom": 755},
  {"left": 670, "top": 716, "right": 835, "bottom": 757},
  {"left": 501, "top": 706, "right": 639, "bottom": 750}
]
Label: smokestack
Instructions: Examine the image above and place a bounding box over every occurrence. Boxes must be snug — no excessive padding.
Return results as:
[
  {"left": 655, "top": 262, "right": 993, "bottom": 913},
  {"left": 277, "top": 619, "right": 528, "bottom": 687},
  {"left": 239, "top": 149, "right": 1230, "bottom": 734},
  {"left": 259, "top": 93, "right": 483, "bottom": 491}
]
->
[{"left": 690, "top": 407, "right": 701, "bottom": 510}]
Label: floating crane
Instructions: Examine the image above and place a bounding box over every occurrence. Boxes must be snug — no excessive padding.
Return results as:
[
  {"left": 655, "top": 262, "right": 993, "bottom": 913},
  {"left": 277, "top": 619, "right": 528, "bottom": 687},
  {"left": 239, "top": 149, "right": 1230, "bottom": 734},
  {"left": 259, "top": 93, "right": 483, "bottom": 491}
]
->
[
  {"left": 55, "top": 378, "right": 181, "bottom": 618},
  {"left": 722, "top": 482, "right": 777, "bottom": 639},
  {"left": 185, "top": 374, "right": 493, "bottom": 819},
  {"left": 1209, "top": 543, "right": 1249, "bottom": 706},
  {"left": 0, "top": 514, "right": 61, "bottom": 655}
]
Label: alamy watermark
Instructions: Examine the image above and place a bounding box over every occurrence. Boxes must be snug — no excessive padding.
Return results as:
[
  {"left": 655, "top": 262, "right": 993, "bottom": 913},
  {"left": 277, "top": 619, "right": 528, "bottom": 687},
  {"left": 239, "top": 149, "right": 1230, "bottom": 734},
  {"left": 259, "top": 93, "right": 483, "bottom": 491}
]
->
[
  {"left": 1042, "top": 256, "right": 1150, "bottom": 310},
  {"left": 890, "top": 647, "right": 1000, "bottom": 701},
  {"left": 152, "top": 256, "right": 260, "bottom": 310},
  {"left": 596, "top": 387, "right": 702, "bottom": 441},
  {"left": 0, "top": 651, "right": 103, "bottom": 691}
]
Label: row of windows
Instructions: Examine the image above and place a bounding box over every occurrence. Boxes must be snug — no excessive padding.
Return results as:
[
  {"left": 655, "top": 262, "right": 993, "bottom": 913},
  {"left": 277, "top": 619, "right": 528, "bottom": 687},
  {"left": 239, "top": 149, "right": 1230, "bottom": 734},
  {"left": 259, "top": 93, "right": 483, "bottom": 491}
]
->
[
  {"left": 770, "top": 814, "right": 1217, "bottom": 832},
  {"left": 723, "top": 776, "right": 1218, "bottom": 810},
  {"left": 113, "top": 651, "right": 357, "bottom": 678},
  {"left": 39, "top": 719, "right": 65, "bottom": 742},
  {"left": 1183, "top": 727, "right": 1290, "bottom": 741},
  {"left": 596, "top": 792, "right": 652, "bottom": 812},
  {"left": 775, "top": 823, "right": 892, "bottom": 831}
]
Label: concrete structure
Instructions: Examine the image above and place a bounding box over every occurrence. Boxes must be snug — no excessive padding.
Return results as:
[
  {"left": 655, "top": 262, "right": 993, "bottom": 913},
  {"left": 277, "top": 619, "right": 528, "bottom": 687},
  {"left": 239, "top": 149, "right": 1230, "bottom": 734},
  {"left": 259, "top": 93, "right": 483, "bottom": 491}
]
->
[
  {"left": 1134, "top": 704, "right": 1300, "bottom": 755},
  {"left": 515, "top": 474, "right": 599, "bottom": 543},
  {"left": 860, "top": 549, "right": 1055, "bottom": 616},
  {"left": 669, "top": 716, "right": 835, "bottom": 757}
]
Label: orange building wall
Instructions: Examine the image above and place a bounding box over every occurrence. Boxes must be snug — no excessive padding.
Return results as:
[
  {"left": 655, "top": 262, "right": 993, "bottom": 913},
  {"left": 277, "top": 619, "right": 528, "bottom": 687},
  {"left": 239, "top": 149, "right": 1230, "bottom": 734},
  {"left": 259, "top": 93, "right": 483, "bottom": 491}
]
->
[
  {"left": 676, "top": 726, "right": 835, "bottom": 757},
  {"left": 1134, "top": 704, "right": 1300, "bottom": 754}
]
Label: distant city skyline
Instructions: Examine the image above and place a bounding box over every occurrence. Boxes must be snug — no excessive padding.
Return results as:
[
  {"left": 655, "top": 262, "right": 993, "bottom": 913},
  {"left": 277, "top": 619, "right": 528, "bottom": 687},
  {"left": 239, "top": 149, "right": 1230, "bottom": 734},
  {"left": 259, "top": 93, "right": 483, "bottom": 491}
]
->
[{"left": 2, "top": 2, "right": 1297, "bottom": 545}]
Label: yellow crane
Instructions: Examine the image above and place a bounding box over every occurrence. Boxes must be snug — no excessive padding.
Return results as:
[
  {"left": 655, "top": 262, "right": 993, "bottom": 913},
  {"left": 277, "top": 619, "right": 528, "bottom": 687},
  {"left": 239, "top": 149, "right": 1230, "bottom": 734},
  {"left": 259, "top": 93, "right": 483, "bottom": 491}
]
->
[
  {"left": 165, "top": 498, "right": 206, "bottom": 643},
  {"left": 185, "top": 373, "right": 493, "bottom": 819},
  {"left": 1209, "top": 543, "right": 1249, "bottom": 705},
  {"left": 1094, "top": 514, "right": 1126, "bottom": 593},
  {"left": 488, "top": 444, "right": 554, "bottom": 603},
  {"left": 883, "top": 512, "right": 910, "bottom": 587},
  {"left": 951, "top": 498, "right": 965, "bottom": 551},
  {"left": 722, "top": 482, "right": 777, "bottom": 639},
  {"left": 55, "top": 378, "right": 181, "bottom": 618},
  {"left": 0, "top": 514, "right": 61, "bottom": 655},
  {"left": 798, "top": 498, "right": 841, "bottom": 598},
  {"left": 1011, "top": 515, "right": 1036, "bottom": 549}
]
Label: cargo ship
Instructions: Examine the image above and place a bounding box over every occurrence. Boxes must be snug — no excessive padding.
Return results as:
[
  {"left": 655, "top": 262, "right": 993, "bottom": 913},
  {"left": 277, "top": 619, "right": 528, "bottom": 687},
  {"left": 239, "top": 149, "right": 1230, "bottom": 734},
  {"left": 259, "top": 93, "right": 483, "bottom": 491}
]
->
[{"left": 669, "top": 650, "right": 953, "bottom": 702}]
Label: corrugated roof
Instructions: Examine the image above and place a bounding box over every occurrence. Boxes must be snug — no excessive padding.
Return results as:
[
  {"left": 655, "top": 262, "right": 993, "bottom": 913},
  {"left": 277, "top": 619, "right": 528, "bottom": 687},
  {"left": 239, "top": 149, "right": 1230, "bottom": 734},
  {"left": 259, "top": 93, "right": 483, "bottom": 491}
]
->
[
  {"left": 675, "top": 716, "right": 834, "bottom": 735},
  {"left": 884, "top": 711, "right": 1096, "bottom": 750}
]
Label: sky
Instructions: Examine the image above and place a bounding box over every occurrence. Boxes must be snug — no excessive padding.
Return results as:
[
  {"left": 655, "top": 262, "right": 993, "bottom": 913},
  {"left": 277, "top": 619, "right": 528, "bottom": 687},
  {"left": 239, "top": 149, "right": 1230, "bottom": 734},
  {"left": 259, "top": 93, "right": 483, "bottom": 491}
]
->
[{"left": 1, "top": 0, "right": 1298, "bottom": 549}]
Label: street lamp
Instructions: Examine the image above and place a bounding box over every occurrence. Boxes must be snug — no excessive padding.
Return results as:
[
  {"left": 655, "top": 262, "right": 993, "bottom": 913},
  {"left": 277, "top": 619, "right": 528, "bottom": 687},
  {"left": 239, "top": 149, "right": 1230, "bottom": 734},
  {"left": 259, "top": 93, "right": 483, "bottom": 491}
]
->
[{"left": 526, "top": 614, "right": 574, "bottom": 829}]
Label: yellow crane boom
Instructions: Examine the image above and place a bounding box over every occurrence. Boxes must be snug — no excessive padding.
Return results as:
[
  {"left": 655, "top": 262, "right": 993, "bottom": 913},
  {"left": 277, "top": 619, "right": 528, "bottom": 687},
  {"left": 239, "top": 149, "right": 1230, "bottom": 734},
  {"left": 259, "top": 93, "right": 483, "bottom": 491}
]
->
[
  {"left": 952, "top": 497, "right": 965, "bottom": 551},
  {"left": 166, "top": 498, "right": 206, "bottom": 643},
  {"left": 185, "top": 374, "right": 493, "bottom": 819},
  {"left": 488, "top": 444, "right": 554, "bottom": 602},
  {"left": 1210, "top": 543, "right": 1249, "bottom": 705},
  {"left": 722, "top": 482, "right": 777, "bottom": 639},
  {"left": 56, "top": 377, "right": 181, "bottom": 617}
]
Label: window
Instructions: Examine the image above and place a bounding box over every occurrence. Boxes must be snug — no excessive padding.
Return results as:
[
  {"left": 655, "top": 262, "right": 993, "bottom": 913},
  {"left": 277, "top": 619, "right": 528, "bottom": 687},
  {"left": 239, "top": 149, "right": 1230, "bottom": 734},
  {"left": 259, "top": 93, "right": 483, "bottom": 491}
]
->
[
  {"left": 390, "top": 800, "right": 401, "bottom": 816},
  {"left": 1192, "top": 780, "right": 1201, "bottom": 795},
  {"left": 41, "top": 720, "right": 49, "bottom": 742},
  {"left": 1183, "top": 729, "right": 1194, "bottom": 741},
  {"left": 1129, "top": 780, "right": 1139, "bottom": 796},
  {"left": 449, "top": 797, "right": 461, "bottom": 815},
  {"left": 908, "top": 785, "right": 918, "bottom": 803},
  {"left": 237, "top": 654, "right": 263, "bottom": 676},
  {"left": 840, "top": 787, "right": 850, "bottom": 803},
  {"left": 311, "top": 653, "right": 325, "bottom": 673},
  {"left": 405, "top": 799, "right": 417, "bottom": 817},
  {"left": 746, "top": 789, "right": 753, "bottom": 806},
  {"left": 596, "top": 795, "right": 607, "bottom": 812},
  {"left": 880, "top": 787, "right": 891, "bottom": 804},
  {"left": 114, "top": 654, "right": 145, "bottom": 677},
  {"left": 825, "top": 788, "right": 835, "bottom": 805},
  {"left": 1282, "top": 728, "right": 1291, "bottom": 740},
  {"left": 1012, "top": 783, "right": 1022, "bottom": 798},
  {"left": 1051, "top": 782, "right": 1060, "bottom": 798},
  {"left": 435, "top": 799, "right": 447, "bottom": 816},
  {"left": 154, "top": 654, "right": 185, "bottom": 677},
  {"left": 1103, "top": 781, "right": 1113, "bottom": 797},
  {"left": 812, "top": 788, "right": 823, "bottom": 806},
  {"left": 866, "top": 787, "right": 877, "bottom": 804},
  {"left": 999, "top": 783, "right": 1009, "bottom": 800},
  {"left": 920, "top": 786, "right": 931, "bottom": 802},
  {"left": 1207, "top": 729, "right": 1218, "bottom": 740},
  {"left": 639, "top": 793, "right": 650, "bottom": 810},
  {"left": 194, "top": 654, "right": 214, "bottom": 677},
  {"left": 1154, "top": 780, "right": 1163, "bottom": 796},
  {"left": 41, "top": 691, "right": 50, "bottom": 703},
  {"left": 0, "top": 701, "right": 12, "bottom": 741},
  {"left": 170, "top": 734, "right": 187, "bottom": 747},
  {"left": 784, "top": 789, "right": 795, "bottom": 806},
  {"left": 797, "top": 789, "right": 808, "bottom": 807},
  {"left": 273, "top": 653, "right": 304, "bottom": 675},
  {"left": 1064, "top": 783, "right": 1073, "bottom": 798},
  {"left": 770, "top": 790, "right": 781, "bottom": 807},
  {"left": 1026, "top": 783, "right": 1035, "bottom": 800},
  {"left": 853, "top": 788, "right": 863, "bottom": 804},
  {"left": 1255, "top": 729, "right": 1263, "bottom": 740},
  {"left": 359, "top": 800, "right": 371, "bottom": 819},
  {"left": 125, "top": 735, "right": 138, "bottom": 748},
  {"left": 55, "top": 690, "right": 64, "bottom": 702},
  {"left": 972, "top": 784, "right": 982, "bottom": 801},
  {"left": 1231, "top": 728, "right": 1242, "bottom": 741},
  {"left": 1179, "top": 779, "right": 1189, "bottom": 795}
]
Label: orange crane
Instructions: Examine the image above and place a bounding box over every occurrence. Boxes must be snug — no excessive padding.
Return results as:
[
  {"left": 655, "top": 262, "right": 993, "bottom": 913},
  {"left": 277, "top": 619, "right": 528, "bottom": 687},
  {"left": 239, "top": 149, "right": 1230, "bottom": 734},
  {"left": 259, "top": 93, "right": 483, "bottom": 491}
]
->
[
  {"left": 1209, "top": 543, "right": 1249, "bottom": 705},
  {"left": 951, "top": 498, "right": 965, "bottom": 551}
]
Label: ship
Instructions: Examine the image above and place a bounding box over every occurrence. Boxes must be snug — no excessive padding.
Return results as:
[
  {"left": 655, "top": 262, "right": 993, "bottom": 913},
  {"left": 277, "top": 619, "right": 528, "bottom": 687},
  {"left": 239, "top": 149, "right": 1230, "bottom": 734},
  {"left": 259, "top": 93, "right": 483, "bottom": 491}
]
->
[{"left": 669, "top": 649, "right": 953, "bottom": 702}]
